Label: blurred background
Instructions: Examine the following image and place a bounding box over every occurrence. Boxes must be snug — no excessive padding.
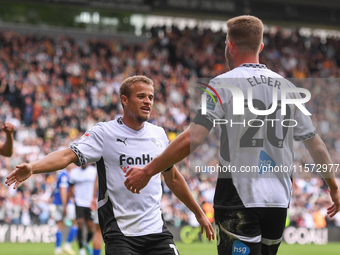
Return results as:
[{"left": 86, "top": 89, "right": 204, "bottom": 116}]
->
[{"left": 1, "top": 0, "right": 340, "bottom": 251}]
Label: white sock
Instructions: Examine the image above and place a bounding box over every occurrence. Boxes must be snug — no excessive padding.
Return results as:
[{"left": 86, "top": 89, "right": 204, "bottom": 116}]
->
[{"left": 55, "top": 247, "right": 62, "bottom": 253}]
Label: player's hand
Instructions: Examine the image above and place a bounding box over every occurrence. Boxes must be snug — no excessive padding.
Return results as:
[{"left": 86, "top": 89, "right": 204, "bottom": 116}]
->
[
  {"left": 90, "top": 197, "right": 97, "bottom": 211},
  {"left": 195, "top": 213, "right": 215, "bottom": 241},
  {"left": 63, "top": 207, "right": 67, "bottom": 218},
  {"left": 2, "top": 121, "right": 14, "bottom": 135},
  {"left": 327, "top": 188, "right": 340, "bottom": 218},
  {"left": 124, "top": 166, "right": 151, "bottom": 194},
  {"left": 5, "top": 163, "right": 33, "bottom": 189}
]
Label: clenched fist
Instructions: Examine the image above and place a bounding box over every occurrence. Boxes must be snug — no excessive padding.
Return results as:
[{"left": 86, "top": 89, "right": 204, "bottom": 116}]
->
[{"left": 2, "top": 121, "right": 14, "bottom": 135}]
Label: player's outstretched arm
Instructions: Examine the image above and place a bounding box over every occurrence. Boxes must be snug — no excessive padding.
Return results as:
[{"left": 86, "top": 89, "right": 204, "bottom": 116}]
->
[
  {"left": 303, "top": 134, "right": 340, "bottom": 217},
  {"left": 0, "top": 121, "right": 14, "bottom": 157},
  {"left": 5, "top": 148, "right": 78, "bottom": 189},
  {"left": 124, "top": 123, "right": 210, "bottom": 193},
  {"left": 162, "top": 166, "right": 214, "bottom": 241}
]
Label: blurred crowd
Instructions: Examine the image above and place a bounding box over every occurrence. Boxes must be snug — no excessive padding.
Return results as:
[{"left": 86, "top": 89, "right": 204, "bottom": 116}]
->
[{"left": 0, "top": 24, "right": 340, "bottom": 228}]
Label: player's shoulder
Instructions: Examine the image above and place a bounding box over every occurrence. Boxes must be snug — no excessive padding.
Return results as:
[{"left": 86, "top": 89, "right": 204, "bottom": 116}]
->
[
  {"left": 263, "top": 68, "right": 298, "bottom": 88},
  {"left": 209, "top": 67, "right": 250, "bottom": 85},
  {"left": 69, "top": 166, "right": 80, "bottom": 176},
  {"left": 91, "top": 120, "right": 112, "bottom": 130},
  {"left": 145, "top": 122, "right": 167, "bottom": 137},
  {"left": 145, "top": 121, "right": 166, "bottom": 133},
  {"left": 86, "top": 119, "right": 119, "bottom": 135},
  {"left": 210, "top": 64, "right": 292, "bottom": 86},
  {"left": 101, "top": 117, "right": 126, "bottom": 129},
  {"left": 58, "top": 171, "right": 69, "bottom": 183},
  {"left": 58, "top": 170, "right": 68, "bottom": 178}
]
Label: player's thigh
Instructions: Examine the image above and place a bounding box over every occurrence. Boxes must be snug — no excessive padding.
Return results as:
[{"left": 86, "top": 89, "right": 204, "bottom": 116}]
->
[
  {"left": 145, "top": 235, "right": 180, "bottom": 255},
  {"left": 83, "top": 207, "right": 93, "bottom": 222},
  {"left": 105, "top": 236, "right": 144, "bottom": 255},
  {"left": 53, "top": 205, "right": 63, "bottom": 222},
  {"left": 260, "top": 208, "right": 287, "bottom": 255},
  {"left": 215, "top": 208, "right": 262, "bottom": 255},
  {"left": 75, "top": 205, "right": 85, "bottom": 219},
  {"left": 66, "top": 203, "right": 76, "bottom": 221}
]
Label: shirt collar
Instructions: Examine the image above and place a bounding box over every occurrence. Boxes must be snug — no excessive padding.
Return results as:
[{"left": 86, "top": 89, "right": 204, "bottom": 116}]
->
[{"left": 238, "top": 63, "right": 267, "bottom": 69}]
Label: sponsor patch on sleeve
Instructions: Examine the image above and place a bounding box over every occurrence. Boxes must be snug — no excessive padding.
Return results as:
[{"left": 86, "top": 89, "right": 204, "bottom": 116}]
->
[
  {"left": 77, "top": 132, "right": 90, "bottom": 144},
  {"left": 206, "top": 95, "right": 217, "bottom": 110}
]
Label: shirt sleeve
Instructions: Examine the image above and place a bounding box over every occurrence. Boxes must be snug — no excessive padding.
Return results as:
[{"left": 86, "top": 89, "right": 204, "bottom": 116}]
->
[
  {"left": 194, "top": 78, "right": 228, "bottom": 130},
  {"left": 293, "top": 100, "right": 317, "bottom": 141},
  {"left": 69, "top": 123, "right": 104, "bottom": 166}
]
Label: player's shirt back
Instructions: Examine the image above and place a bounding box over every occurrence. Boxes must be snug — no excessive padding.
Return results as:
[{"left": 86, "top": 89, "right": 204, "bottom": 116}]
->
[
  {"left": 53, "top": 170, "right": 70, "bottom": 205},
  {"left": 195, "top": 63, "right": 316, "bottom": 209},
  {"left": 69, "top": 118, "right": 171, "bottom": 239},
  {"left": 69, "top": 165, "right": 97, "bottom": 207}
]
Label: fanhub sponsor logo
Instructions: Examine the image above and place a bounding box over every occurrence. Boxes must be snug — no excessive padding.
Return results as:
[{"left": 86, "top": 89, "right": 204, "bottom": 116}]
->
[{"left": 119, "top": 154, "right": 153, "bottom": 166}]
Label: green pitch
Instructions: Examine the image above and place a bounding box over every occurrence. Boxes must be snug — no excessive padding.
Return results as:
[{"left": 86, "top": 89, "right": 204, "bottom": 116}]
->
[
  {"left": 1, "top": 242, "right": 340, "bottom": 255},
  {"left": 176, "top": 242, "right": 340, "bottom": 255}
]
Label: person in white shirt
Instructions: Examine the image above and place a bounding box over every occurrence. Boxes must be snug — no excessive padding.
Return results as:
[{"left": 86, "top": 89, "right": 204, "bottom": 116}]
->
[
  {"left": 123, "top": 16, "right": 340, "bottom": 255},
  {"left": 69, "top": 164, "right": 97, "bottom": 255},
  {"left": 6, "top": 75, "right": 214, "bottom": 255}
]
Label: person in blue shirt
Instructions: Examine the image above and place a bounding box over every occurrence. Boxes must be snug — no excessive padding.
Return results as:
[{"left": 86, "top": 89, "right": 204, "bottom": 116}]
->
[{"left": 53, "top": 163, "right": 78, "bottom": 255}]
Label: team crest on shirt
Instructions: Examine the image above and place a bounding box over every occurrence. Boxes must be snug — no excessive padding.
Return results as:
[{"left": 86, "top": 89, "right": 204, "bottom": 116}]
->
[
  {"left": 120, "top": 166, "right": 129, "bottom": 173},
  {"left": 151, "top": 138, "right": 162, "bottom": 148}
]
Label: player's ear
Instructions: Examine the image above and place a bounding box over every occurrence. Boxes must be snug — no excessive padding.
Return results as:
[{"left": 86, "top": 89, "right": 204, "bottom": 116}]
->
[
  {"left": 228, "top": 41, "right": 234, "bottom": 55},
  {"left": 259, "top": 42, "right": 264, "bottom": 53},
  {"left": 121, "top": 95, "right": 128, "bottom": 107}
]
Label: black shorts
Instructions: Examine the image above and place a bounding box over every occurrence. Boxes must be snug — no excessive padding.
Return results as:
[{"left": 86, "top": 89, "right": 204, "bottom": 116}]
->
[
  {"left": 215, "top": 208, "right": 287, "bottom": 255},
  {"left": 105, "top": 232, "right": 180, "bottom": 255},
  {"left": 75, "top": 205, "right": 93, "bottom": 221}
]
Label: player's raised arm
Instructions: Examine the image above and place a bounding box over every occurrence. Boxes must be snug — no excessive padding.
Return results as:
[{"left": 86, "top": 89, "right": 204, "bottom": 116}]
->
[
  {"left": 124, "top": 123, "right": 210, "bottom": 193},
  {"left": 5, "top": 148, "right": 78, "bottom": 189},
  {"left": 162, "top": 166, "right": 215, "bottom": 241},
  {"left": 0, "top": 121, "right": 14, "bottom": 157},
  {"left": 302, "top": 134, "right": 340, "bottom": 217}
]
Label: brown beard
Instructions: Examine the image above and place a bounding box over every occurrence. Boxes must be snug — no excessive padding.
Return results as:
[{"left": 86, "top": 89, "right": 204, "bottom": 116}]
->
[{"left": 136, "top": 115, "right": 149, "bottom": 123}]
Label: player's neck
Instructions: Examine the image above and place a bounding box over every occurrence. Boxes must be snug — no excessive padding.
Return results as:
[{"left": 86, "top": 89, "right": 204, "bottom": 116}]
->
[
  {"left": 234, "top": 55, "right": 259, "bottom": 68},
  {"left": 121, "top": 115, "right": 145, "bottom": 131}
]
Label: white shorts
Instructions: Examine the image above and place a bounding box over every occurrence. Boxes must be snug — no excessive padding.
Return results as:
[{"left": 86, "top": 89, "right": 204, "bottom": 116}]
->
[{"left": 53, "top": 203, "right": 76, "bottom": 222}]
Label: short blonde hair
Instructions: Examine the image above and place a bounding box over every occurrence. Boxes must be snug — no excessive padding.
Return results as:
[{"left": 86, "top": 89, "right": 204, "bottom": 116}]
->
[
  {"left": 226, "top": 15, "right": 263, "bottom": 53},
  {"left": 119, "top": 75, "right": 154, "bottom": 107}
]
